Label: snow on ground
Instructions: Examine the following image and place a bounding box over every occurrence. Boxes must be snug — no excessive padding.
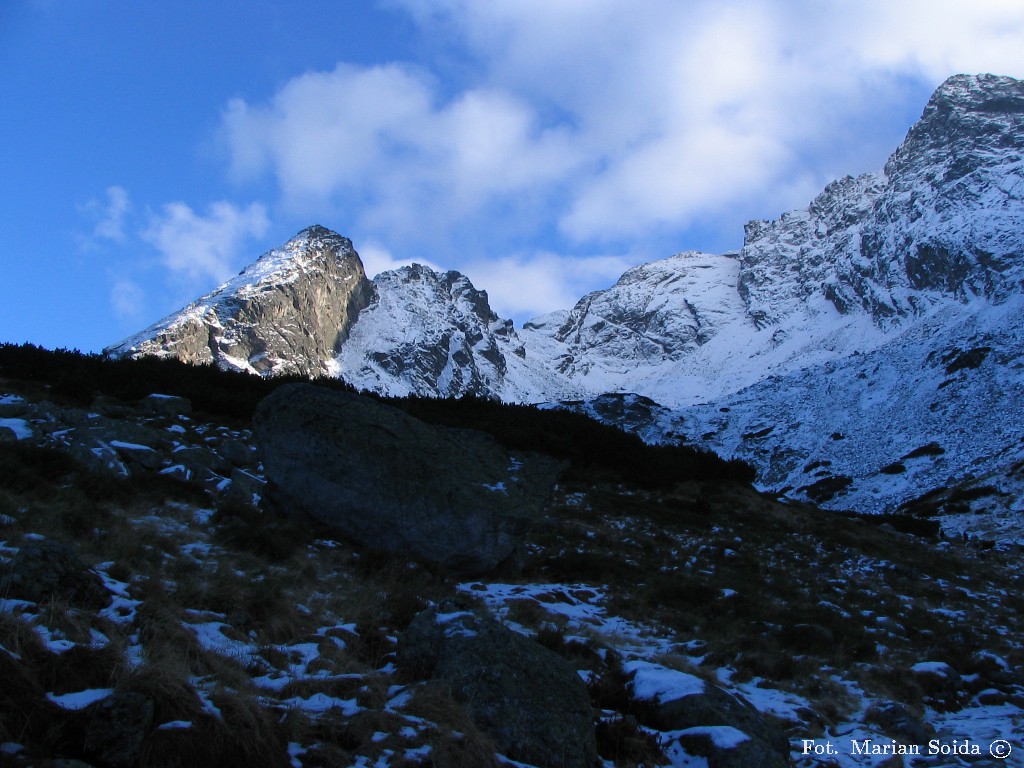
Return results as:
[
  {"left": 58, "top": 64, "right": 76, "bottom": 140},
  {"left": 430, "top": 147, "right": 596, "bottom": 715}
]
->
[
  {"left": 457, "top": 581, "right": 677, "bottom": 656},
  {"left": 46, "top": 688, "right": 114, "bottom": 710},
  {"left": 624, "top": 660, "right": 705, "bottom": 703},
  {"left": 0, "top": 418, "right": 32, "bottom": 439}
]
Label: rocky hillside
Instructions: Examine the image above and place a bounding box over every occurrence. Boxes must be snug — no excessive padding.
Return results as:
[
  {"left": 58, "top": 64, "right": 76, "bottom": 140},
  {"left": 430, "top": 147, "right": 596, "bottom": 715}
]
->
[{"left": 2, "top": 351, "right": 1023, "bottom": 767}]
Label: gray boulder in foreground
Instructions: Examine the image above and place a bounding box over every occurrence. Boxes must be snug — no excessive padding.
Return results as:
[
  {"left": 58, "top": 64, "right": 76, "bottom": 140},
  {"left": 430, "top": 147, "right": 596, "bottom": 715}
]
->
[
  {"left": 253, "top": 383, "right": 564, "bottom": 573},
  {"left": 399, "top": 603, "right": 598, "bottom": 768}
]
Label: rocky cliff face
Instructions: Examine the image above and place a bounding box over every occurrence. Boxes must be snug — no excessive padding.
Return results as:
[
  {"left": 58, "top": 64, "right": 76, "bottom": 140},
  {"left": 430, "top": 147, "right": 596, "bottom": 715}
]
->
[
  {"left": 105, "top": 225, "right": 372, "bottom": 377},
  {"left": 739, "top": 73, "right": 1024, "bottom": 327}
]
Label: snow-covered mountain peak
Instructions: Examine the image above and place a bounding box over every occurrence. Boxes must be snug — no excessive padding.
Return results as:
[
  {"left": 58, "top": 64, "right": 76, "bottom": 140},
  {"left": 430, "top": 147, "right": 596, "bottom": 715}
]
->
[
  {"left": 738, "top": 73, "right": 1024, "bottom": 331},
  {"left": 336, "top": 262, "right": 573, "bottom": 401},
  {"left": 519, "top": 250, "right": 747, "bottom": 385},
  {"left": 912, "top": 73, "right": 1024, "bottom": 146}
]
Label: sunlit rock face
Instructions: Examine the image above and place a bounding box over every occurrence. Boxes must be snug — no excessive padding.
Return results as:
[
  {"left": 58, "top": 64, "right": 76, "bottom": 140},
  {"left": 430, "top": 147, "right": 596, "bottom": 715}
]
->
[{"left": 105, "top": 225, "right": 372, "bottom": 377}]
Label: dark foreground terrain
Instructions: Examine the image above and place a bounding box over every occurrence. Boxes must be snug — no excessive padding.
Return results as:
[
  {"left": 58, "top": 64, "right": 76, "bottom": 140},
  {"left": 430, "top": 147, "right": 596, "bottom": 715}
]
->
[{"left": 1, "top": 346, "right": 1022, "bottom": 767}]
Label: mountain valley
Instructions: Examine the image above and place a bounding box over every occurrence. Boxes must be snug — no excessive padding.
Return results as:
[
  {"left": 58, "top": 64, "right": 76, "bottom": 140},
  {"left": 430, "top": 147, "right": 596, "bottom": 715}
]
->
[{"left": 107, "top": 74, "right": 1024, "bottom": 540}]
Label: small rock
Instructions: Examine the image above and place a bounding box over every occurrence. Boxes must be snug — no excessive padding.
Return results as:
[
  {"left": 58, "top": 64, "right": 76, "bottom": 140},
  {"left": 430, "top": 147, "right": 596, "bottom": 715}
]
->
[
  {"left": 218, "top": 438, "right": 255, "bottom": 467},
  {"left": 172, "top": 445, "right": 228, "bottom": 478},
  {"left": 110, "top": 442, "right": 165, "bottom": 471},
  {"left": 139, "top": 394, "right": 192, "bottom": 417},
  {"left": 68, "top": 441, "right": 129, "bottom": 478},
  {"left": 625, "top": 660, "right": 788, "bottom": 767},
  {"left": 865, "top": 701, "right": 932, "bottom": 744},
  {"left": 84, "top": 691, "right": 154, "bottom": 768},
  {"left": 910, "top": 661, "right": 964, "bottom": 708},
  {"left": 671, "top": 726, "right": 783, "bottom": 768},
  {"left": 2, "top": 539, "right": 111, "bottom": 609},
  {"left": 225, "top": 467, "right": 265, "bottom": 504},
  {"left": 399, "top": 603, "right": 598, "bottom": 768}
]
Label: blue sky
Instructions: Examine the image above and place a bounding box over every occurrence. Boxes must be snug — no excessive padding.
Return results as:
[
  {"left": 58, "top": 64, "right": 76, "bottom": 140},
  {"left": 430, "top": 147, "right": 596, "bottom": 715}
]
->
[{"left": 3, "top": 1, "right": 1023, "bottom": 353}]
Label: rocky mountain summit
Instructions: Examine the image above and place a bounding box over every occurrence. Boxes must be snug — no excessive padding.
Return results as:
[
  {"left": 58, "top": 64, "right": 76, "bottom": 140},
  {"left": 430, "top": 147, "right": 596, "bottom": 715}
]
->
[
  {"left": 106, "top": 225, "right": 372, "bottom": 378},
  {"left": 740, "top": 72, "right": 1024, "bottom": 325},
  {"left": 108, "top": 73, "right": 1024, "bottom": 529}
]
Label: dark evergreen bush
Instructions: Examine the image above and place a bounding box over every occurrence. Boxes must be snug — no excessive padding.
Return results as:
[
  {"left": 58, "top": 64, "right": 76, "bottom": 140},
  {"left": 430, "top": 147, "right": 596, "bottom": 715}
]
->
[{"left": 0, "top": 343, "right": 754, "bottom": 488}]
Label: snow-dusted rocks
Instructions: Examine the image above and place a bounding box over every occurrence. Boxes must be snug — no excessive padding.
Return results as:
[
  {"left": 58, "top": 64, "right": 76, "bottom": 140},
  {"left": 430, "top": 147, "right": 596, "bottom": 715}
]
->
[
  {"left": 335, "top": 263, "right": 567, "bottom": 400},
  {"left": 398, "top": 602, "right": 598, "bottom": 768},
  {"left": 624, "top": 660, "right": 789, "bottom": 768},
  {"left": 253, "top": 384, "right": 565, "bottom": 574},
  {"left": 105, "top": 225, "right": 372, "bottom": 377},
  {"left": 2, "top": 389, "right": 265, "bottom": 500}
]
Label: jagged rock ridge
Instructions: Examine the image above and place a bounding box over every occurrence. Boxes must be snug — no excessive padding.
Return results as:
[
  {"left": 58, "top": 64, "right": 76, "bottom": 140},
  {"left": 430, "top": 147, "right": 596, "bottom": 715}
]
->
[
  {"left": 739, "top": 73, "right": 1024, "bottom": 326},
  {"left": 338, "top": 263, "right": 541, "bottom": 400}
]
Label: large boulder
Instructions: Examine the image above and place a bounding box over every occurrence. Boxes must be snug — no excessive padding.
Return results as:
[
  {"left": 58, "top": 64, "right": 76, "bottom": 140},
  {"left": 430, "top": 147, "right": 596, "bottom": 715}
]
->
[
  {"left": 253, "top": 384, "right": 564, "bottom": 574},
  {"left": 398, "top": 603, "right": 598, "bottom": 768}
]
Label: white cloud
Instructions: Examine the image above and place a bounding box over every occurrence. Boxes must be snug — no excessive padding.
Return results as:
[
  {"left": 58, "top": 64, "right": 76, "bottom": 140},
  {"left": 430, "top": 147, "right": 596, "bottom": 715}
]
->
[
  {"left": 93, "top": 186, "right": 132, "bottom": 242},
  {"left": 210, "top": 0, "right": 1024, "bottom": 313},
  {"left": 79, "top": 186, "right": 132, "bottom": 248},
  {"left": 221, "top": 61, "right": 585, "bottom": 243},
  {"left": 110, "top": 278, "right": 145, "bottom": 320},
  {"left": 141, "top": 201, "right": 270, "bottom": 286},
  {"left": 387, "top": 0, "right": 1024, "bottom": 242},
  {"left": 460, "top": 250, "right": 636, "bottom": 321}
]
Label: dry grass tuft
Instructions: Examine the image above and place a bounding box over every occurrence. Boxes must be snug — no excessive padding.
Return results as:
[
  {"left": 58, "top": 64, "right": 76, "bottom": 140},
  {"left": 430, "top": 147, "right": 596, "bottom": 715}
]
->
[{"left": 404, "top": 682, "right": 500, "bottom": 768}]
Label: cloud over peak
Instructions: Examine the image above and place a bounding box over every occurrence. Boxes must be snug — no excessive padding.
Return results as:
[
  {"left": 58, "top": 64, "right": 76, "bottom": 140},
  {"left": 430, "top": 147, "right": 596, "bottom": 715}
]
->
[
  {"left": 217, "top": 1, "right": 1024, "bottom": 259},
  {"left": 142, "top": 200, "right": 270, "bottom": 286}
]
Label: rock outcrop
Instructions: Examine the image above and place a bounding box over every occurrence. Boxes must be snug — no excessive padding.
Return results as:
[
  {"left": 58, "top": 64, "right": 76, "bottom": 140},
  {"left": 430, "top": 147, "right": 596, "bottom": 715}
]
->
[
  {"left": 253, "top": 384, "right": 564, "bottom": 574},
  {"left": 739, "top": 73, "right": 1024, "bottom": 327},
  {"left": 2, "top": 539, "right": 111, "bottom": 609},
  {"left": 105, "top": 225, "right": 372, "bottom": 377},
  {"left": 398, "top": 603, "right": 598, "bottom": 768},
  {"left": 624, "top": 660, "right": 788, "bottom": 768}
]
